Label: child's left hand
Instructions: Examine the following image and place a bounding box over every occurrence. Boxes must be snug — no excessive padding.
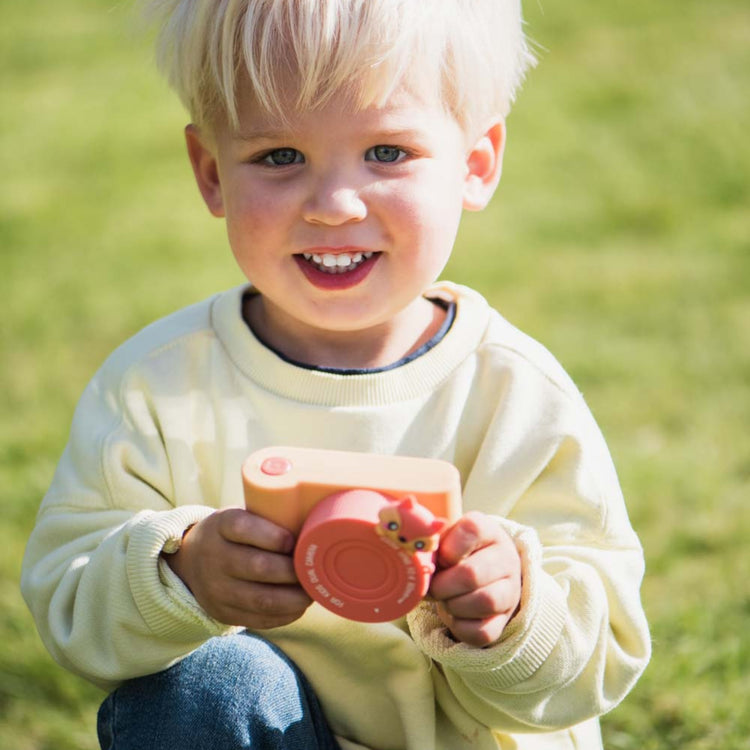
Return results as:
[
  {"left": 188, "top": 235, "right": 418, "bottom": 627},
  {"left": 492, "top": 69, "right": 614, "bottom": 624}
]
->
[{"left": 428, "top": 511, "right": 522, "bottom": 647}]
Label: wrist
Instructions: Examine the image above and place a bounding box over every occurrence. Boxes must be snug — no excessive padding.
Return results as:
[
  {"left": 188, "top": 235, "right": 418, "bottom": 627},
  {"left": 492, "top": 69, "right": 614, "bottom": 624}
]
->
[{"left": 161, "top": 523, "right": 197, "bottom": 591}]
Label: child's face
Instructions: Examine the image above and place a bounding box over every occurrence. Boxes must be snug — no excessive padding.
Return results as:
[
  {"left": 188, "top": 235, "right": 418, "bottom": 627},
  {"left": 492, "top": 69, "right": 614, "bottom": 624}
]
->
[{"left": 187, "top": 82, "right": 502, "bottom": 366}]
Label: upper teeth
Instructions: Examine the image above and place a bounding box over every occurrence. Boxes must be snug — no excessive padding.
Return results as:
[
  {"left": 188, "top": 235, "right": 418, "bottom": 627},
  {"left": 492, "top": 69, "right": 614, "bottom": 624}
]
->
[{"left": 302, "top": 251, "right": 373, "bottom": 270}]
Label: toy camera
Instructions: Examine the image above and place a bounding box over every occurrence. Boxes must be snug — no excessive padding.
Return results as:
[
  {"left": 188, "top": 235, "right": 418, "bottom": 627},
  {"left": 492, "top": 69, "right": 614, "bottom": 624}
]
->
[{"left": 242, "top": 446, "right": 462, "bottom": 623}]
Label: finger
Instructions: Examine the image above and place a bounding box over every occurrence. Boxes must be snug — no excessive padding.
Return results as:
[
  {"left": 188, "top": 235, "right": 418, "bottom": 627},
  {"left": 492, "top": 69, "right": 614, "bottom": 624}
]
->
[
  {"left": 435, "top": 578, "right": 520, "bottom": 620},
  {"left": 217, "top": 508, "right": 295, "bottom": 553},
  {"left": 436, "top": 603, "right": 511, "bottom": 648},
  {"left": 224, "top": 580, "right": 313, "bottom": 626},
  {"left": 223, "top": 544, "right": 299, "bottom": 585},
  {"left": 437, "top": 512, "right": 500, "bottom": 568},
  {"left": 203, "top": 577, "right": 313, "bottom": 626},
  {"left": 430, "top": 544, "right": 515, "bottom": 600}
]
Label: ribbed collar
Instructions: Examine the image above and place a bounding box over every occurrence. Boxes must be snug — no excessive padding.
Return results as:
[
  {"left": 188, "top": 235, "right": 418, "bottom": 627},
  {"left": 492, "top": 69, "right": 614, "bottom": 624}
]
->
[{"left": 211, "top": 281, "right": 489, "bottom": 407}]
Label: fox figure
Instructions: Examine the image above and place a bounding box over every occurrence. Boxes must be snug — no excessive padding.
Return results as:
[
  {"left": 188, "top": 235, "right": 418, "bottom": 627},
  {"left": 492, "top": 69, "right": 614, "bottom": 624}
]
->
[{"left": 376, "top": 496, "right": 446, "bottom": 572}]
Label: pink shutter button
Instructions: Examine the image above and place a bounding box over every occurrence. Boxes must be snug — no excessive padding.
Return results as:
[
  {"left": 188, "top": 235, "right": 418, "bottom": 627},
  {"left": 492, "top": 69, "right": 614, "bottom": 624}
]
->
[{"left": 260, "top": 457, "right": 293, "bottom": 476}]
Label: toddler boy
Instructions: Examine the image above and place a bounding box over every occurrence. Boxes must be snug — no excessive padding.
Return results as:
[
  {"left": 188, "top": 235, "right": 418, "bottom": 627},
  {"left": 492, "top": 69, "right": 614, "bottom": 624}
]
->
[{"left": 22, "top": 1, "right": 650, "bottom": 748}]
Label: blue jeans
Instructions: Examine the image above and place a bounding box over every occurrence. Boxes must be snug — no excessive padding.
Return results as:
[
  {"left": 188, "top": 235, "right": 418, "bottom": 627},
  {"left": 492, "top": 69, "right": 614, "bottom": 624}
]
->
[{"left": 97, "top": 632, "right": 342, "bottom": 750}]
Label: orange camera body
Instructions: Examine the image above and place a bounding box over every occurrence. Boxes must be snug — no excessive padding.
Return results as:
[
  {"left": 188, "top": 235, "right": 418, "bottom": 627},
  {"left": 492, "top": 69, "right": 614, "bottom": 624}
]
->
[{"left": 242, "top": 446, "right": 462, "bottom": 622}]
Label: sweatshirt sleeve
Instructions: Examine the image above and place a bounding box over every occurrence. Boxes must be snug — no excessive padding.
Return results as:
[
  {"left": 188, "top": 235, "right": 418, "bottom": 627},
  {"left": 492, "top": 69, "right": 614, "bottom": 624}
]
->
[
  {"left": 407, "top": 350, "right": 651, "bottom": 732},
  {"left": 20, "top": 361, "right": 236, "bottom": 690}
]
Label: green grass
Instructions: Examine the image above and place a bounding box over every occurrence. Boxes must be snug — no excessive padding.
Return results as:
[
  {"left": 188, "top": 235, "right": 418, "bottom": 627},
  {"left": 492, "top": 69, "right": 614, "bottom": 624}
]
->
[{"left": 1, "top": 0, "right": 748, "bottom": 747}]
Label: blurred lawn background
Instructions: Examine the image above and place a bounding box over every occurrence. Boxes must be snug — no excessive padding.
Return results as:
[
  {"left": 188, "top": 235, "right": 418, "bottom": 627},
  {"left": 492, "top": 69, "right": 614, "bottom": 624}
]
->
[{"left": 1, "top": 0, "right": 748, "bottom": 747}]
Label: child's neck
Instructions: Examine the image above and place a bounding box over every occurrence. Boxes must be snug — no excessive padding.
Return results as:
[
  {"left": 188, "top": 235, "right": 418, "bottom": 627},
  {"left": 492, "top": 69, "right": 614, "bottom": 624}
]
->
[{"left": 243, "top": 294, "right": 446, "bottom": 371}]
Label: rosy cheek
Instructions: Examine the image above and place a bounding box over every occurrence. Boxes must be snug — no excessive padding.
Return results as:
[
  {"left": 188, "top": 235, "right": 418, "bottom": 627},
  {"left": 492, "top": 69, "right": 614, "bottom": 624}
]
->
[
  {"left": 228, "top": 186, "right": 266, "bottom": 214},
  {"left": 377, "top": 191, "right": 427, "bottom": 233}
]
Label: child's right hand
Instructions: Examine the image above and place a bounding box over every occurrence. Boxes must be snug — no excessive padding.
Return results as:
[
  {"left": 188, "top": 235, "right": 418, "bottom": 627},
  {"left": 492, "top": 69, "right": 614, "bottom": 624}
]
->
[{"left": 164, "top": 508, "right": 313, "bottom": 629}]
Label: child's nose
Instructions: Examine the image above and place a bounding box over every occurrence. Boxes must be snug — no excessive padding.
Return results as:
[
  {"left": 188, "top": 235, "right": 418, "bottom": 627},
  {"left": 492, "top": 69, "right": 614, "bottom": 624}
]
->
[{"left": 302, "top": 171, "right": 367, "bottom": 226}]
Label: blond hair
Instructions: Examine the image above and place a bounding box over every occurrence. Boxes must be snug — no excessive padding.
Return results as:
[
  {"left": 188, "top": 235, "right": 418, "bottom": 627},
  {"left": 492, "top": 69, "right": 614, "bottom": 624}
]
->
[{"left": 145, "top": 0, "right": 535, "bottom": 135}]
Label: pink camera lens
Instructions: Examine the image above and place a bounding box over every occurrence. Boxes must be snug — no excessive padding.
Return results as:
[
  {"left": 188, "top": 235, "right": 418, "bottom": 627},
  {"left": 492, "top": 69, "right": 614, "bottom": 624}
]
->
[{"left": 294, "top": 489, "right": 437, "bottom": 622}]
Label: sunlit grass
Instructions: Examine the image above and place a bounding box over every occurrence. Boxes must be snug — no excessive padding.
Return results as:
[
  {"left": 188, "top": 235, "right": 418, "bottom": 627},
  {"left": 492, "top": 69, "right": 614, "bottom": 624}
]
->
[{"left": 1, "top": 0, "right": 748, "bottom": 747}]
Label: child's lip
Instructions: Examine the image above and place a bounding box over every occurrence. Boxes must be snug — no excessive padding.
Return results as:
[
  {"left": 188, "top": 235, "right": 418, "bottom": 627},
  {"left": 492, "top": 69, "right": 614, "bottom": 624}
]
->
[
  {"left": 293, "top": 249, "right": 381, "bottom": 289},
  {"left": 297, "top": 248, "right": 375, "bottom": 268}
]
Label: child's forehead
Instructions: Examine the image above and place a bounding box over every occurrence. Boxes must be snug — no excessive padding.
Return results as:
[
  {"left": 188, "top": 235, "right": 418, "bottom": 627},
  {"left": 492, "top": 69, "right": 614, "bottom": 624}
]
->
[{"left": 227, "top": 75, "right": 461, "bottom": 138}]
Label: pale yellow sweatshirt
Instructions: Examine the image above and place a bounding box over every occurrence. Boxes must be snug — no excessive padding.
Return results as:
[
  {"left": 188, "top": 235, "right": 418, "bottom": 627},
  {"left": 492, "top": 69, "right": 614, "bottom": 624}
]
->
[{"left": 21, "top": 281, "right": 650, "bottom": 750}]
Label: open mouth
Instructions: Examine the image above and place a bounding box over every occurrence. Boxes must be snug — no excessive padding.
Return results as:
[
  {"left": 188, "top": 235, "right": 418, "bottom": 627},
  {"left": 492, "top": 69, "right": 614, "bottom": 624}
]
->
[
  {"left": 300, "top": 251, "right": 376, "bottom": 274},
  {"left": 294, "top": 250, "right": 381, "bottom": 290}
]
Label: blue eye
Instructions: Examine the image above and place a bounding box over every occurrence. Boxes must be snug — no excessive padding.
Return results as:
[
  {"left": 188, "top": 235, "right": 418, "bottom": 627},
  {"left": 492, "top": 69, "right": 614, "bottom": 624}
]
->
[
  {"left": 262, "top": 148, "right": 303, "bottom": 166},
  {"left": 366, "top": 145, "right": 405, "bottom": 163},
  {"left": 387, "top": 521, "right": 399, "bottom": 531},
  {"left": 414, "top": 540, "right": 426, "bottom": 550}
]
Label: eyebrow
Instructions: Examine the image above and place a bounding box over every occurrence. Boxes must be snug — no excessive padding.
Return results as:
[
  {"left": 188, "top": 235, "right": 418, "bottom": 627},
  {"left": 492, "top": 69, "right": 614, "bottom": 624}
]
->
[
  {"left": 232, "top": 130, "right": 288, "bottom": 143},
  {"left": 232, "top": 127, "right": 429, "bottom": 143},
  {"left": 366, "top": 128, "right": 427, "bottom": 142}
]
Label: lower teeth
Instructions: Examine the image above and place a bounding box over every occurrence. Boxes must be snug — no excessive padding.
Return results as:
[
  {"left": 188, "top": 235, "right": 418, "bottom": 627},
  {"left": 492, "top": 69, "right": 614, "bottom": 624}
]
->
[{"left": 315, "top": 262, "right": 361, "bottom": 274}]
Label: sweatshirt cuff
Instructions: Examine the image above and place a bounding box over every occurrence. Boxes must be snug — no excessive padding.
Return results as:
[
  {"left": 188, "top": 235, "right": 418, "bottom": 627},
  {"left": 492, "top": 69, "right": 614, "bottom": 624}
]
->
[
  {"left": 126, "top": 506, "right": 237, "bottom": 641},
  {"left": 408, "top": 519, "right": 567, "bottom": 690}
]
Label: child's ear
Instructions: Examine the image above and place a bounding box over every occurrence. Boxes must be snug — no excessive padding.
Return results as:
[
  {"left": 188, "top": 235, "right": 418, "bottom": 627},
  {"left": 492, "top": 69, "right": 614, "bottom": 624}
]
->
[
  {"left": 185, "top": 124, "right": 225, "bottom": 218},
  {"left": 462, "top": 119, "right": 506, "bottom": 212}
]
